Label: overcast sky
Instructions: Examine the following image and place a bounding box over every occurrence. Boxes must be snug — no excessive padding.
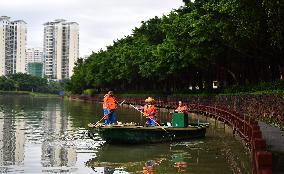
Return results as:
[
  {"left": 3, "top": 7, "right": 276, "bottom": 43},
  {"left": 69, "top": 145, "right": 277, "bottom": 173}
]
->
[{"left": 1, "top": 0, "right": 183, "bottom": 57}]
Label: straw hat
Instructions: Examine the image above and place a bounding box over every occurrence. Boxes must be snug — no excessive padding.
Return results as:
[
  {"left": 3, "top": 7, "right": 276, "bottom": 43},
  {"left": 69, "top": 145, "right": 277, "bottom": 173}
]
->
[{"left": 145, "top": 97, "right": 155, "bottom": 104}]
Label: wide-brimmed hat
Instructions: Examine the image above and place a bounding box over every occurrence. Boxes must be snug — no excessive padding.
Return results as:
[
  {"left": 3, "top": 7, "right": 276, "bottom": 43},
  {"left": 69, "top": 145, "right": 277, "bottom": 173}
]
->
[{"left": 145, "top": 97, "right": 155, "bottom": 104}]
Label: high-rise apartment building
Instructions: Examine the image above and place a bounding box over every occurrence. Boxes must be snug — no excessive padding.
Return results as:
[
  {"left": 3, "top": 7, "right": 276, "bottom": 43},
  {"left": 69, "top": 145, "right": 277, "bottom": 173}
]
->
[
  {"left": 26, "top": 48, "right": 44, "bottom": 77},
  {"left": 0, "top": 16, "right": 27, "bottom": 76},
  {"left": 43, "top": 19, "right": 79, "bottom": 80},
  {"left": 26, "top": 48, "right": 43, "bottom": 63}
]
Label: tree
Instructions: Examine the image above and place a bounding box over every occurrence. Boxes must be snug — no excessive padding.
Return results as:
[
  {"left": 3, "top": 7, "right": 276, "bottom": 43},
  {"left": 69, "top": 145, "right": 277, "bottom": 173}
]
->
[{"left": 67, "top": 0, "right": 284, "bottom": 94}]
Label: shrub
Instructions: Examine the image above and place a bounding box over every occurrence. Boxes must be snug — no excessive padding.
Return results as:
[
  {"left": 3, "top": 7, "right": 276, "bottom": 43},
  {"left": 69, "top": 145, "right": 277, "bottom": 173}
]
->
[{"left": 82, "top": 89, "right": 96, "bottom": 96}]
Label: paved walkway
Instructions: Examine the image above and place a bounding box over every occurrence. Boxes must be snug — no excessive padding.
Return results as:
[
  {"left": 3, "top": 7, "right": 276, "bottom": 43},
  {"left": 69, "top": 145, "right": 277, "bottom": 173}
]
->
[
  {"left": 258, "top": 121, "right": 284, "bottom": 152},
  {"left": 258, "top": 121, "right": 284, "bottom": 173}
]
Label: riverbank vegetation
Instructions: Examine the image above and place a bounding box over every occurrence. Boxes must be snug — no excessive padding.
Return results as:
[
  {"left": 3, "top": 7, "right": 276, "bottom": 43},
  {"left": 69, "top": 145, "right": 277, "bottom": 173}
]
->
[
  {"left": 0, "top": 73, "right": 67, "bottom": 94},
  {"left": 66, "top": 0, "right": 284, "bottom": 95}
]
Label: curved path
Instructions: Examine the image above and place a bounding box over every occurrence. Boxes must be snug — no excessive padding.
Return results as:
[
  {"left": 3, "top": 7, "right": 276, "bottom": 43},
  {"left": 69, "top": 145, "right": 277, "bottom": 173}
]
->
[
  {"left": 258, "top": 122, "right": 284, "bottom": 174},
  {"left": 187, "top": 104, "right": 273, "bottom": 174}
]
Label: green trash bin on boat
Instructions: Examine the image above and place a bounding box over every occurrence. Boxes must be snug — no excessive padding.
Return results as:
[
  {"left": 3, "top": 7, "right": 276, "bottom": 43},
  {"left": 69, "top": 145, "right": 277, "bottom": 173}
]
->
[{"left": 171, "top": 113, "right": 188, "bottom": 128}]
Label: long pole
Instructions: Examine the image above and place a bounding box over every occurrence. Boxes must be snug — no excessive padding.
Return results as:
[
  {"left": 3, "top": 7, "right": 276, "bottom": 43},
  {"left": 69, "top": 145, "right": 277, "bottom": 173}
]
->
[
  {"left": 93, "top": 113, "right": 108, "bottom": 127},
  {"left": 119, "top": 100, "right": 125, "bottom": 106},
  {"left": 129, "top": 104, "right": 168, "bottom": 133},
  {"left": 94, "top": 100, "right": 125, "bottom": 127}
]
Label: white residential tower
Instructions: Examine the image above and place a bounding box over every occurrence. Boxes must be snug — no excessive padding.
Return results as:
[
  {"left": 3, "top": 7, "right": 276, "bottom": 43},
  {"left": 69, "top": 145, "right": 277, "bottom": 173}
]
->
[
  {"left": 26, "top": 48, "right": 43, "bottom": 63},
  {"left": 43, "top": 19, "right": 79, "bottom": 80},
  {"left": 0, "top": 16, "right": 27, "bottom": 76}
]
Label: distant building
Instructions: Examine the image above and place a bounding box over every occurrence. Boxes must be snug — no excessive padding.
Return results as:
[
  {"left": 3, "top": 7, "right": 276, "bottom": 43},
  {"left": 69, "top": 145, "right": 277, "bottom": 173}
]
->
[
  {"left": 43, "top": 19, "right": 79, "bottom": 80},
  {"left": 27, "top": 62, "right": 43, "bottom": 77},
  {"left": 0, "top": 16, "right": 27, "bottom": 76},
  {"left": 26, "top": 48, "right": 43, "bottom": 63},
  {"left": 26, "top": 48, "right": 43, "bottom": 77}
]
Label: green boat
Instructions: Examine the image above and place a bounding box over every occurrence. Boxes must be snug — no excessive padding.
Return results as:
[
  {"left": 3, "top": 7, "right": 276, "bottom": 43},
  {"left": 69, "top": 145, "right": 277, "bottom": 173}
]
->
[
  {"left": 88, "top": 113, "right": 208, "bottom": 144},
  {"left": 88, "top": 123, "right": 207, "bottom": 144}
]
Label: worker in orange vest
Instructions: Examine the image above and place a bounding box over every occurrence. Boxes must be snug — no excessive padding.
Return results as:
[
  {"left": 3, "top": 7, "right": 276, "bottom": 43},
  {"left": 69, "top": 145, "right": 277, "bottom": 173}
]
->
[
  {"left": 143, "top": 97, "right": 157, "bottom": 126},
  {"left": 143, "top": 160, "right": 157, "bottom": 174},
  {"left": 103, "top": 91, "right": 117, "bottom": 125},
  {"left": 103, "top": 93, "right": 109, "bottom": 115},
  {"left": 175, "top": 101, "right": 188, "bottom": 114}
]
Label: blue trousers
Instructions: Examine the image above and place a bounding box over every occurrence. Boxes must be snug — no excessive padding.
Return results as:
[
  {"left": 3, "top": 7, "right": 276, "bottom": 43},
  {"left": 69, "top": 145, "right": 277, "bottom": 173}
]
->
[
  {"left": 146, "top": 116, "right": 157, "bottom": 126},
  {"left": 104, "top": 109, "right": 116, "bottom": 125}
]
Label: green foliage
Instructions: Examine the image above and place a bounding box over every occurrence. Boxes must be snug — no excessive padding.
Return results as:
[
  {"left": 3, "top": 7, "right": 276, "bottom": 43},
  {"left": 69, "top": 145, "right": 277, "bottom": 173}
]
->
[
  {"left": 68, "top": 0, "right": 284, "bottom": 94},
  {"left": 0, "top": 73, "right": 66, "bottom": 94},
  {"left": 65, "top": 58, "right": 88, "bottom": 94},
  {"left": 223, "top": 80, "right": 284, "bottom": 94},
  {"left": 82, "top": 89, "right": 96, "bottom": 96},
  {"left": 0, "top": 76, "right": 15, "bottom": 90}
]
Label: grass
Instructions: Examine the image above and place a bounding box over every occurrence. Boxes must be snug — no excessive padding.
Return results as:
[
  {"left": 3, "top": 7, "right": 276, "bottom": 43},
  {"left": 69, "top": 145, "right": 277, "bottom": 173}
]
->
[
  {"left": 0, "top": 90, "right": 59, "bottom": 97},
  {"left": 111, "top": 89, "right": 284, "bottom": 97},
  {"left": 28, "top": 92, "right": 59, "bottom": 97}
]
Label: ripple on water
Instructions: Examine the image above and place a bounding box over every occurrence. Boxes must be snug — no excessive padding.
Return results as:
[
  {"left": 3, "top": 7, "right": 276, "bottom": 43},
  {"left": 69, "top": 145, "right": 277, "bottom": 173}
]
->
[{"left": 0, "top": 96, "right": 252, "bottom": 174}]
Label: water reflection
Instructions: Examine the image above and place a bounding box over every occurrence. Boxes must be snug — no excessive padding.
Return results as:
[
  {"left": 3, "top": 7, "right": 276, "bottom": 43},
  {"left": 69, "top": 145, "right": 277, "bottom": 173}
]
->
[
  {"left": 0, "top": 96, "right": 100, "bottom": 173},
  {"left": 0, "top": 95, "right": 251, "bottom": 174},
  {"left": 143, "top": 160, "right": 157, "bottom": 174},
  {"left": 41, "top": 102, "right": 76, "bottom": 167},
  {"left": 85, "top": 125, "right": 252, "bottom": 174},
  {"left": 174, "top": 161, "right": 189, "bottom": 173},
  {"left": 0, "top": 110, "right": 25, "bottom": 168},
  {"left": 85, "top": 143, "right": 169, "bottom": 174},
  {"left": 85, "top": 140, "right": 228, "bottom": 174}
]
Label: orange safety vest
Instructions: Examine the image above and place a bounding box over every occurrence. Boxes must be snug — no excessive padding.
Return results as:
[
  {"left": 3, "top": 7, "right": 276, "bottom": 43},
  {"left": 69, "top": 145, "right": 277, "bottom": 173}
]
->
[
  {"left": 176, "top": 105, "right": 188, "bottom": 113},
  {"left": 106, "top": 96, "right": 117, "bottom": 110},
  {"left": 143, "top": 160, "right": 157, "bottom": 174},
  {"left": 103, "top": 94, "right": 108, "bottom": 109},
  {"left": 144, "top": 105, "right": 156, "bottom": 119}
]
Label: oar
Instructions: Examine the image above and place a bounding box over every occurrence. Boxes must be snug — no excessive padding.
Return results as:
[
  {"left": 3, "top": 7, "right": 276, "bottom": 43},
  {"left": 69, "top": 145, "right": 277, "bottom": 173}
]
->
[
  {"left": 92, "top": 100, "right": 123, "bottom": 128},
  {"left": 92, "top": 99, "right": 123, "bottom": 127},
  {"left": 129, "top": 104, "right": 169, "bottom": 133},
  {"left": 93, "top": 112, "right": 110, "bottom": 127},
  {"left": 119, "top": 100, "right": 125, "bottom": 106}
]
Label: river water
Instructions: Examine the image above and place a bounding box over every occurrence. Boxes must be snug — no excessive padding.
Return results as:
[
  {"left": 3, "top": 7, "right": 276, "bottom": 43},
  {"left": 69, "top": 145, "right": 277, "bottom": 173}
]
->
[{"left": 0, "top": 95, "right": 251, "bottom": 174}]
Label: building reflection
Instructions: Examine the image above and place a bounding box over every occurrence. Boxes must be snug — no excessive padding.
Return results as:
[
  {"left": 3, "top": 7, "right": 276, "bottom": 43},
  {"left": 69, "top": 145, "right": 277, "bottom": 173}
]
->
[
  {"left": 0, "top": 110, "right": 25, "bottom": 166},
  {"left": 0, "top": 96, "right": 79, "bottom": 171},
  {"left": 14, "top": 119, "right": 25, "bottom": 164},
  {"left": 41, "top": 102, "right": 77, "bottom": 167}
]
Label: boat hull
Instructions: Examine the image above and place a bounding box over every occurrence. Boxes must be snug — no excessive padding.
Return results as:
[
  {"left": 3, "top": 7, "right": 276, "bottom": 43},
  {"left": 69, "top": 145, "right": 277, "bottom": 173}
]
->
[{"left": 89, "top": 125, "right": 207, "bottom": 144}]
